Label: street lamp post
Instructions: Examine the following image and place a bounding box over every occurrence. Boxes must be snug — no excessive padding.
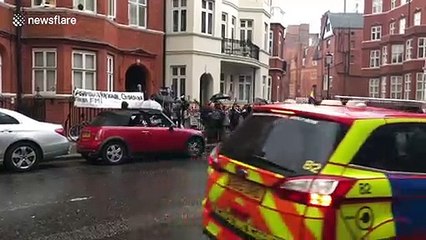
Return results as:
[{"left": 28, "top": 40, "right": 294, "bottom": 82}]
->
[{"left": 325, "top": 52, "right": 333, "bottom": 99}]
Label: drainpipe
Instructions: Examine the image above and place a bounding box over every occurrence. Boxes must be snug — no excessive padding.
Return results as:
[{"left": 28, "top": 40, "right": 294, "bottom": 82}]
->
[
  {"left": 162, "top": 1, "right": 167, "bottom": 88},
  {"left": 15, "top": 0, "right": 23, "bottom": 112}
]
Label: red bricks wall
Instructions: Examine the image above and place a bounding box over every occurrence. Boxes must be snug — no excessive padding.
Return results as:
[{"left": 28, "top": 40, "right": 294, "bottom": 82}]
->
[{"left": 269, "top": 23, "right": 287, "bottom": 101}]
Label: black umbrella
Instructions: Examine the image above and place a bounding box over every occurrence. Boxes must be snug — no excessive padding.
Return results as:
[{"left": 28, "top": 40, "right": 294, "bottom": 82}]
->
[{"left": 210, "top": 93, "right": 231, "bottom": 102}]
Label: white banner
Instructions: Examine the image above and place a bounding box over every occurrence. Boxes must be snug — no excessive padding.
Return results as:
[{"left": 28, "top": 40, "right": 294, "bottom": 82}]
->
[{"left": 73, "top": 88, "right": 145, "bottom": 109}]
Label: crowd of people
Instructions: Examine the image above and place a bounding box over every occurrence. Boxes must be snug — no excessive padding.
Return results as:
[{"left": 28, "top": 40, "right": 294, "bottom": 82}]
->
[{"left": 121, "top": 94, "right": 255, "bottom": 144}]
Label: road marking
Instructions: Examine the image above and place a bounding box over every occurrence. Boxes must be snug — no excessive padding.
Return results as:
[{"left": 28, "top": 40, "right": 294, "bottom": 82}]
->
[{"left": 69, "top": 196, "right": 92, "bottom": 202}]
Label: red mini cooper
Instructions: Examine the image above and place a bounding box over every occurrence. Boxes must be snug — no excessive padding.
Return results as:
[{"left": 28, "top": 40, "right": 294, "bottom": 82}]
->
[{"left": 77, "top": 109, "right": 205, "bottom": 164}]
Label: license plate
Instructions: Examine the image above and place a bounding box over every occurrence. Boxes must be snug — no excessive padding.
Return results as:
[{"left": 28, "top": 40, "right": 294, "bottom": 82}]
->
[
  {"left": 215, "top": 209, "right": 283, "bottom": 240},
  {"left": 227, "top": 175, "right": 265, "bottom": 201}
]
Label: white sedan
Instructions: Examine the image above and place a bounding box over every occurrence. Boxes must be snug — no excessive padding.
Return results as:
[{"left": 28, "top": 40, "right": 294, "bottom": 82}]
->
[{"left": 0, "top": 108, "right": 70, "bottom": 172}]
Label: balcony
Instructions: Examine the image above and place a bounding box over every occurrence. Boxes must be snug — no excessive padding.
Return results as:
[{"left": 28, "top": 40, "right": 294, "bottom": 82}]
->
[{"left": 221, "top": 38, "right": 260, "bottom": 60}]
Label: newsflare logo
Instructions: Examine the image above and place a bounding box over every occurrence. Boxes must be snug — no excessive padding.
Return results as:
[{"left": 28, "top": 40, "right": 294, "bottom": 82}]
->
[
  {"left": 12, "top": 12, "right": 26, "bottom": 27},
  {"left": 12, "top": 12, "right": 77, "bottom": 27}
]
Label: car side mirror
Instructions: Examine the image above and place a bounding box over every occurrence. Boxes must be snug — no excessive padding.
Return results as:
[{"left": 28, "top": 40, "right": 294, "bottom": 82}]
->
[{"left": 169, "top": 126, "right": 174, "bottom": 131}]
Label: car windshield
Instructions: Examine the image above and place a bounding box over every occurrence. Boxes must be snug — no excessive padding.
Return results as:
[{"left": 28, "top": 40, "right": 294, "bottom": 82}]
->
[
  {"left": 219, "top": 113, "right": 348, "bottom": 176},
  {"left": 90, "top": 112, "right": 131, "bottom": 126}
]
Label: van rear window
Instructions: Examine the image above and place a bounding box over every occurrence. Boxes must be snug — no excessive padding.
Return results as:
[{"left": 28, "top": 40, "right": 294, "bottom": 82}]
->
[{"left": 219, "top": 113, "right": 348, "bottom": 176}]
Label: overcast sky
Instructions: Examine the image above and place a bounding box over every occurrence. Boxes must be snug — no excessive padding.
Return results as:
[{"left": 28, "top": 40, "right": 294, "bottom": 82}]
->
[{"left": 273, "top": 0, "right": 364, "bottom": 33}]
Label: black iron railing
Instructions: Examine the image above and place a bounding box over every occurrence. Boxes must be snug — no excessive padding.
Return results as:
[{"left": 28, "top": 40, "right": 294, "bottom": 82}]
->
[{"left": 221, "top": 38, "right": 260, "bottom": 60}]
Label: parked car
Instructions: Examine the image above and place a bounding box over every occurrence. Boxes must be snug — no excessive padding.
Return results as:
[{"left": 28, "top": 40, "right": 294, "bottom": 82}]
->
[
  {"left": 77, "top": 109, "right": 205, "bottom": 164},
  {"left": 0, "top": 108, "right": 70, "bottom": 172}
]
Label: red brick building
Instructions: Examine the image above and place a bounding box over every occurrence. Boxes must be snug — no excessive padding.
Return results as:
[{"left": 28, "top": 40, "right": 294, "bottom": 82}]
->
[
  {"left": 284, "top": 24, "right": 321, "bottom": 99},
  {"left": 362, "top": 0, "right": 426, "bottom": 100},
  {"left": 269, "top": 6, "right": 287, "bottom": 102},
  {"left": 316, "top": 11, "right": 365, "bottom": 99},
  {"left": 0, "top": 0, "right": 164, "bottom": 124}
]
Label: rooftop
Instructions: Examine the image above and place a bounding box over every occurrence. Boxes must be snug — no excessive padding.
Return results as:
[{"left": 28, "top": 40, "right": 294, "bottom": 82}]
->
[
  {"left": 327, "top": 12, "right": 364, "bottom": 29},
  {"left": 253, "top": 104, "right": 426, "bottom": 125}
]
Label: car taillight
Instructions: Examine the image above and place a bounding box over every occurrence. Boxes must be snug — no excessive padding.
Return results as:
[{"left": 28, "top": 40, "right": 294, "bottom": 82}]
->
[
  {"left": 275, "top": 177, "right": 355, "bottom": 207},
  {"left": 207, "top": 145, "right": 221, "bottom": 170},
  {"left": 55, "top": 128, "right": 65, "bottom": 136}
]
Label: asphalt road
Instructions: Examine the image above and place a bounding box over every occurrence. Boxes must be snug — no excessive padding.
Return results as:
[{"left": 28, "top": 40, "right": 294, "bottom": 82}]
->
[{"left": 0, "top": 157, "right": 209, "bottom": 240}]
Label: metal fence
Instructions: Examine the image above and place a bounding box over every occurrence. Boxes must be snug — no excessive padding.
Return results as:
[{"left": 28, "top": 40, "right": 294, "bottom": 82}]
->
[{"left": 0, "top": 95, "right": 46, "bottom": 121}]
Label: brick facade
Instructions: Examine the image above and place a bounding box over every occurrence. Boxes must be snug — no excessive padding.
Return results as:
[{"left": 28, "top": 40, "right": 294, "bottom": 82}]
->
[
  {"left": 269, "top": 23, "right": 287, "bottom": 101},
  {"left": 0, "top": 0, "right": 164, "bottom": 124}
]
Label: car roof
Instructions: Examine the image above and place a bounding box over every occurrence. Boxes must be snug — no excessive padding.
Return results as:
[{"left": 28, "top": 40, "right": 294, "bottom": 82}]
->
[{"left": 253, "top": 104, "right": 426, "bottom": 125}]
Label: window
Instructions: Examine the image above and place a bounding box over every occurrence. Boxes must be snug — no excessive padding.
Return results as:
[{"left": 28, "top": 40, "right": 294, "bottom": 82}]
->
[
  {"left": 171, "top": 66, "right": 186, "bottom": 98},
  {"left": 370, "top": 50, "right": 380, "bottom": 68},
  {"left": 323, "top": 75, "right": 333, "bottom": 90},
  {"left": 74, "top": 0, "right": 95, "bottom": 12},
  {"left": 0, "top": 53, "right": 2, "bottom": 93},
  {"left": 381, "top": 76, "right": 387, "bottom": 98},
  {"left": 129, "top": 0, "right": 147, "bottom": 28},
  {"left": 172, "top": 0, "right": 187, "bottom": 32},
  {"left": 142, "top": 112, "right": 173, "bottom": 128},
  {"left": 371, "top": 26, "right": 381, "bottom": 40},
  {"left": 416, "top": 73, "right": 426, "bottom": 100},
  {"left": 107, "top": 55, "right": 114, "bottom": 92},
  {"left": 219, "top": 114, "right": 348, "bottom": 176},
  {"left": 228, "top": 75, "right": 234, "bottom": 96},
  {"left": 267, "top": 76, "right": 272, "bottom": 100},
  {"left": 418, "top": 38, "right": 426, "bottom": 58},
  {"left": 32, "top": 49, "right": 56, "bottom": 93},
  {"left": 391, "top": 44, "right": 404, "bottom": 64},
  {"left": 406, "top": 39, "right": 413, "bottom": 60},
  {"left": 72, "top": 51, "right": 96, "bottom": 90},
  {"left": 262, "top": 76, "right": 266, "bottom": 99},
  {"left": 390, "top": 76, "right": 403, "bottom": 99},
  {"left": 221, "top": 12, "right": 227, "bottom": 38},
  {"left": 391, "top": 0, "right": 396, "bottom": 9},
  {"left": 220, "top": 73, "right": 225, "bottom": 93},
  {"left": 264, "top": 23, "right": 268, "bottom": 50},
  {"left": 389, "top": 22, "right": 396, "bottom": 35},
  {"left": 231, "top": 16, "right": 236, "bottom": 39},
  {"left": 240, "top": 20, "right": 253, "bottom": 42},
  {"left": 414, "top": 11, "right": 422, "bottom": 26},
  {"left": 278, "top": 32, "right": 282, "bottom": 58},
  {"left": 269, "top": 31, "right": 273, "bottom": 54},
  {"left": 382, "top": 46, "right": 388, "bottom": 64},
  {"left": 369, "top": 78, "right": 380, "bottom": 98},
  {"left": 352, "top": 124, "right": 426, "bottom": 173},
  {"left": 107, "top": 0, "right": 116, "bottom": 18},
  {"left": 404, "top": 73, "right": 411, "bottom": 99},
  {"left": 399, "top": 18, "right": 406, "bottom": 34},
  {"left": 238, "top": 75, "right": 252, "bottom": 101},
  {"left": 0, "top": 113, "right": 19, "bottom": 125},
  {"left": 33, "top": 0, "right": 56, "bottom": 7},
  {"left": 372, "top": 0, "right": 382, "bottom": 14},
  {"left": 201, "top": 0, "right": 214, "bottom": 34}
]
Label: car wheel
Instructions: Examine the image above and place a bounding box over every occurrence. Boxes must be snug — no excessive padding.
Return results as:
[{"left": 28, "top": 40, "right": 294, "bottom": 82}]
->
[
  {"left": 4, "top": 142, "right": 41, "bottom": 172},
  {"left": 101, "top": 141, "right": 127, "bottom": 165},
  {"left": 186, "top": 137, "right": 205, "bottom": 158}
]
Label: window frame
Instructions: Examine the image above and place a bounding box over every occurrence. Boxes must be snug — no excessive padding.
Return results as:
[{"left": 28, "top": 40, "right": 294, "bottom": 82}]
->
[
  {"left": 128, "top": 0, "right": 147, "bottom": 28},
  {"left": 107, "top": 0, "right": 116, "bottom": 18},
  {"left": 172, "top": 0, "right": 187, "bottom": 32},
  {"left": 390, "top": 76, "right": 403, "bottom": 99},
  {"left": 72, "top": 50, "right": 97, "bottom": 90},
  {"left": 74, "top": 0, "right": 96, "bottom": 12},
  {"left": 414, "top": 11, "right": 422, "bottom": 26},
  {"left": 418, "top": 38, "right": 426, "bottom": 59},
  {"left": 238, "top": 75, "right": 252, "bottom": 102},
  {"left": 107, "top": 55, "right": 114, "bottom": 92},
  {"left": 381, "top": 76, "right": 387, "bottom": 98},
  {"left": 389, "top": 22, "right": 396, "bottom": 35},
  {"left": 171, "top": 65, "right": 186, "bottom": 98},
  {"left": 201, "top": 0, "right": 214, "bottom": 35},
  {"left": 32, "top": 0, "right": 56, "bottom": 7},
  {"left": 369, "top": 49, "right": 381, "bottom": 68},
  {"left": 416, "top": 72, "right": 426, "bottom": 100},
  {"left": 32, "top": 48, "right": 57, "bottom": 94},
  {"left": 372, "top": 0, "right": 383, "bottom": 14},
  {"left": 382, "top": 45, "right": 388, "bottom": 65},
  {"left": 371, "top": 25, "right": 382, "bottom": 40},
  {"left": 391, "top": 44, "right": 404, "bottom": 64},
  {"left": 406, "top": 39, "right": 413, "bottom": 60},
  {"left": 399, "top": 18, "right": 406, "bottom": 34},
  {"left": 404, "top": 73, "right": 411, "bottom": 100},
  {"left": 240, "top": 19, "right": 254, "bottom": 42},
  {"left": 369, "top": 78, "right": 380, "bottom": 98}
]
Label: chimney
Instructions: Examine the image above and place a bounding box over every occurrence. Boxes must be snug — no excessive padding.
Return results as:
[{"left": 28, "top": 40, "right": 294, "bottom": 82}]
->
[{"left": 344, "top": 0, "right": 347, "bottom": 13}]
